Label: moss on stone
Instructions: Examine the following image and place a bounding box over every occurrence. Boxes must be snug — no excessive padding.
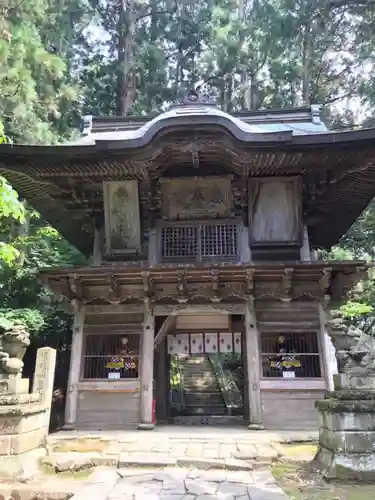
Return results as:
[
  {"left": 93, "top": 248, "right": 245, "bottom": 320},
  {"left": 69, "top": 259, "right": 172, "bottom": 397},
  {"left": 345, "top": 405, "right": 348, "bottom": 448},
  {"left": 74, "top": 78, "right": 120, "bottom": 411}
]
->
[{"left": 316, "top": 398, "right": 375, "bottom": 413}]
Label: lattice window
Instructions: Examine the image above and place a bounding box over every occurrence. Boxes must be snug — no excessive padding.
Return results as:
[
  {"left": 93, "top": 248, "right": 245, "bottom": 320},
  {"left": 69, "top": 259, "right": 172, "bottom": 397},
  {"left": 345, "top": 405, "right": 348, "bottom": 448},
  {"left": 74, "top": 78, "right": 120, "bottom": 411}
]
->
[
  {"left": 162, "top": 226, "right": 198, "bottom": 259},
  {"left": 261, "top": 332, "right": 321, "bottom": 379},
  {"left": 82, "top": 333, "right": 140, "bottom": 380},
  {"left": 161, "top": 222, "right": 239, "bottom": 261},
  {"left": 200, "top": 223, "right": 238, "bottom": 257}
]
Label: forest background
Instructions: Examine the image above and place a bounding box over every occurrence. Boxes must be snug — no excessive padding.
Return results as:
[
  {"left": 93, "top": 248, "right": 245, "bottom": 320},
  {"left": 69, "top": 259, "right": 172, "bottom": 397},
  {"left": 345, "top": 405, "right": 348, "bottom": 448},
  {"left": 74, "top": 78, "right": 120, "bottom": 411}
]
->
[{"left": 1, "top": 0, "right": 375, "bottom": 420}]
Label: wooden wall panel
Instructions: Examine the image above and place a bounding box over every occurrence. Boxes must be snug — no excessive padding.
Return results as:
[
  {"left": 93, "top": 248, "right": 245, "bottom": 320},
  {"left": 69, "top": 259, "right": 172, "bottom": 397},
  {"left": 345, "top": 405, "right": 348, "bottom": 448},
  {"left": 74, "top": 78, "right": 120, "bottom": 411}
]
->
[
  {"left": 175, "top": 313, "right": 230, "bottom": 330},
  {"left": 76, "top": 391, "right": 140, "bottom": 430},
  {"left": 249, "top": 178, "right": 301, "bottom": 244},
  {"left": 261, "top": 390, "right": 323, "bottom": 430},
  {"left": 256, "top": 301, "right": 320, "bottom": 332}
]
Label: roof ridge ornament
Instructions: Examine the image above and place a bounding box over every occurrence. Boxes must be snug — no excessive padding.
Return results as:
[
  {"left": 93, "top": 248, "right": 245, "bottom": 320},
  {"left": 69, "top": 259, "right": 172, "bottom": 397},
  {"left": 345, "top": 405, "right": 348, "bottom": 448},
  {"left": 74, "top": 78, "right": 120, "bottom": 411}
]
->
[
  {"left": 180, "top": 88, "right": 217, "bottom": 107},
  {"left": 311, "top": 104, "right": 322, "bottom": 125}
]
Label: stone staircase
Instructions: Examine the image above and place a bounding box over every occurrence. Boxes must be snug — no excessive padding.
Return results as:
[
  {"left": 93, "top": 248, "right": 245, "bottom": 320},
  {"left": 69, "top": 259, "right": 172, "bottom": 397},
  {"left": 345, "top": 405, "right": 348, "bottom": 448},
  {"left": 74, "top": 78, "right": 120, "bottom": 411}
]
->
[{"left": 180, "top": 355, "right": 227, "bottom": 416}]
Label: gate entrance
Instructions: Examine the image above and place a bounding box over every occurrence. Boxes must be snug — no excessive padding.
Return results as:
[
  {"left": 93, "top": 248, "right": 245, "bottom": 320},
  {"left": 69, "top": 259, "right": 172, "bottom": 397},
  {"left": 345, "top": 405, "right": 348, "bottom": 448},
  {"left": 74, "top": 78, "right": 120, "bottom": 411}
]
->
[{"left": 167, "top": 332, "right": 245, "bottom": 423}]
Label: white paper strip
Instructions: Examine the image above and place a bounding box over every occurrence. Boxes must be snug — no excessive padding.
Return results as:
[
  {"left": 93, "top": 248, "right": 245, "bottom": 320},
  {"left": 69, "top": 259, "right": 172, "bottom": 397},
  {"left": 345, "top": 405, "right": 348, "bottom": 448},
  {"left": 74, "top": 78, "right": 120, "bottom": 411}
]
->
[
  {"left": 234, "top": 333, "right": 242, "bottom": 354},
  {"left": 219, "top": 332, "right": 233, "bottom": 353},
  {"left": 173, "top": 333, "right": 190, "bottom": 354},
  {"left": 204, "top": 333, "right": 218, "bottom": 353},
  {"left": 191, "top": 333, "right": 204, "bottom": 354},
  {"left": 167, "top": 334, "right": 176, "bottom": 354}
]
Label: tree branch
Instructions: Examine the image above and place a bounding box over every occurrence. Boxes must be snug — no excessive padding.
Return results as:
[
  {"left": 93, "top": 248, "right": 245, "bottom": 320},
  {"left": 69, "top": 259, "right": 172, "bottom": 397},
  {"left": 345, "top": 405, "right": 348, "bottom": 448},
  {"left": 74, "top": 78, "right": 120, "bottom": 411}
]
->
[{"left": 323, "top": 91, "right": 358, "bottom": 105}]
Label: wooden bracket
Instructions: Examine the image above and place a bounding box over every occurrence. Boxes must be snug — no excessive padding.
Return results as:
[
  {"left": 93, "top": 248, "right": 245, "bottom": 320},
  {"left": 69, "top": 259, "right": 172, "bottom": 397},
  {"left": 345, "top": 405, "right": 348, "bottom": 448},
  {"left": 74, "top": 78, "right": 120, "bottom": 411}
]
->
[
  {"left": 142, "top": 270, "right": 152, "bottom": 306},
  {"left": 319, "top": 268, "right": 332, "bottom": 295},
  {"left": 69, "top": 274, "right": 83, "bottom": 300},
  {"left": 245, "top": 268, "right": 254, "bottom": 298},
  {"left": 106, "top": 273, "right": 121, "bottom": 304},
  {"left": 282, "top": 268, "right": 294, "bottom": 300},
  {"left": 177, "top": 269, "right": 188, "bottom": 303},
  {"left": 209, "top": 269, "right": 220, "bottom": 302}
]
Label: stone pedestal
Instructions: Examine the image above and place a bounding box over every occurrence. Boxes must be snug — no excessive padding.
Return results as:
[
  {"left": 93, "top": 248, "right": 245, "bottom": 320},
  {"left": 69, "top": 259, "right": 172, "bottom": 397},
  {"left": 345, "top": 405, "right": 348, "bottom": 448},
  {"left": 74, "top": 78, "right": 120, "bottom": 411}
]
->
[
  {"left": 0, "top": 378, "right": 48, "bottom": 481},
  {"left": 0, "top": 347, "right": 56, "bottom": 481},
  {"left": 315, "top": 373, "right": 375, "bottom": 480}
]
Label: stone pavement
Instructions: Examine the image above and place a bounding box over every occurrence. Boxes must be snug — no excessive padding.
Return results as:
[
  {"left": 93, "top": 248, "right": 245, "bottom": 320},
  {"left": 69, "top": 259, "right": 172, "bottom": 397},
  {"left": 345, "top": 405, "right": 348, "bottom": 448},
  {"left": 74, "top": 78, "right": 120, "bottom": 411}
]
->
[
  {"left": 48, "top": 427, "right": 317, "bottom": 464},
  {"left": 71, "top": 467, "right": 290, "bottom": 500}
]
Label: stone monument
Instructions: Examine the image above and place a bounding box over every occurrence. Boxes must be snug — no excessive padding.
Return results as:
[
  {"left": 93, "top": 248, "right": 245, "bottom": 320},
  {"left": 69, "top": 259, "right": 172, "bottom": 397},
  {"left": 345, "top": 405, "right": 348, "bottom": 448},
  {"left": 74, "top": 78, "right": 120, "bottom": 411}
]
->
[
  {"left": 0, "top": 323, "right": 56, "bottom": 481},
  {"left": 315, "top": 310, "right": 375, "bottom": 480}
]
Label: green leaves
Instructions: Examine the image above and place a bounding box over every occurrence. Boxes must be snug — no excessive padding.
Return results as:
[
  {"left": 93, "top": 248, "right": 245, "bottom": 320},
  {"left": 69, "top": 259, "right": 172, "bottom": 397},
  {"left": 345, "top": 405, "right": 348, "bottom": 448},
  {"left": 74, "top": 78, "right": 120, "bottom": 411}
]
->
[
  {"left": 340, "top": 301, "right": 374, "bottom": 320},
  {"left": 0, "top": 177, "right": 24, "bottom": 221}
]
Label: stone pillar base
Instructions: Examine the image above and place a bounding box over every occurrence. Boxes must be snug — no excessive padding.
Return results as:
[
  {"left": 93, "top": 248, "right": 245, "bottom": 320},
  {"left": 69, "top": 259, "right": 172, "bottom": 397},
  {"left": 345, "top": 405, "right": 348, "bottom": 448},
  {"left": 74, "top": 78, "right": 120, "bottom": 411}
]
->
[
  {"left": 248, "top": 423, "right": 264, "bottom": 430},
  {"left": 61, "top": 423, "right": 77, "bottom": 431},
  {"left": 315, "top": 374, "right": 375, "bottom": 480},
  {"left": 137, "top": 423, "right": 155, "bottom": 430}
]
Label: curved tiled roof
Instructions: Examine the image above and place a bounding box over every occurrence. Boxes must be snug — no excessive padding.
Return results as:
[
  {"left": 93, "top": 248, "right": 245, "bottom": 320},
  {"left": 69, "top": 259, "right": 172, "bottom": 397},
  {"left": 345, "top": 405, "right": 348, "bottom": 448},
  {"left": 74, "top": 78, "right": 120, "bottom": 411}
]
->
[{"left": 0, "top": 96, "right": 375, "bottom": 255}]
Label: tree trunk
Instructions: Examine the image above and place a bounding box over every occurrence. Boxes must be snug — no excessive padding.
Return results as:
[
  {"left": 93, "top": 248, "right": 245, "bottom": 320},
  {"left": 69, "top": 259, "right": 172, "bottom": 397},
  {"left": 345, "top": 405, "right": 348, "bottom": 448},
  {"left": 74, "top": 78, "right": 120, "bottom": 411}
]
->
[
  {"left": 302, "top": 22, "right": 311, "bottom": 105},
  {"left": 116, "top": 0, "right": 136, "bottom": 116}
]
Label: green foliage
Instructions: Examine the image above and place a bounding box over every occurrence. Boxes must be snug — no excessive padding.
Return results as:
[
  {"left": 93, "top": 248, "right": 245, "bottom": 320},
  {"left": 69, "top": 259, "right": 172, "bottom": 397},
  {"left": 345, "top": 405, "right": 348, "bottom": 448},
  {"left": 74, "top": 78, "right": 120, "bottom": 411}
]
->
[
  {"left": 339, "top": 301, "right": 374, "bottom": 320},
  {"left": 0, "top": 308, "right": 44, "bottom": 334}
]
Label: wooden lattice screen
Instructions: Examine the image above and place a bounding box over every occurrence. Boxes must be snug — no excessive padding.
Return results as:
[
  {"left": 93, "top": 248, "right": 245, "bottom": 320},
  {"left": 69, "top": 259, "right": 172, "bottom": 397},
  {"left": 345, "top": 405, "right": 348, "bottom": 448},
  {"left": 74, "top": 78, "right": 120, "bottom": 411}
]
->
[{"left": 161, "top": 221, "right": 239, "bottom": 261}]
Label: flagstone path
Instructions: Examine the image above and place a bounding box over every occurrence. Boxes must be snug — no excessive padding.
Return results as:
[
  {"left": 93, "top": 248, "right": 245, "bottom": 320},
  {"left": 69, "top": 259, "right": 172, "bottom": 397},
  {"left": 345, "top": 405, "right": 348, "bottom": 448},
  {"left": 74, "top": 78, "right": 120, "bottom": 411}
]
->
[{"left": 70, "top": 467, "right": 291, "bottom": 500}]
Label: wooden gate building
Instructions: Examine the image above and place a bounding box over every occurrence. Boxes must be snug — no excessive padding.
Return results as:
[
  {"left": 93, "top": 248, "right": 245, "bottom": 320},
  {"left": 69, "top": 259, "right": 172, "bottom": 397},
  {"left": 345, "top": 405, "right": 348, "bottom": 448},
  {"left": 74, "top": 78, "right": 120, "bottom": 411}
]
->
[{"left": 0, "top": 91, "right": 372, "bottom": 430}]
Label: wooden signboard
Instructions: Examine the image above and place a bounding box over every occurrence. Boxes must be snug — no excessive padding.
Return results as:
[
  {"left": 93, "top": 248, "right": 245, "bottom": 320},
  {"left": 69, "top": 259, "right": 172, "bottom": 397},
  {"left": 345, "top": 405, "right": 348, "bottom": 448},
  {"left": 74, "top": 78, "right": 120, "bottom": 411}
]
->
[{"left": 103, "top": 180, "right": 141, "bottom": 255}]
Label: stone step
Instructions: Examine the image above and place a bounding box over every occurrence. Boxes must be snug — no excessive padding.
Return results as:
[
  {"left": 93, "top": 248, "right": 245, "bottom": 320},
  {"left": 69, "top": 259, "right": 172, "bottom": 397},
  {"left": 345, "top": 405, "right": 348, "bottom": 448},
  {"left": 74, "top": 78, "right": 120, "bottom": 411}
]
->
[
  {"left": 184, "top": 392, "right": 224, "bottom": 405},
  {"left": 183, "top": 383, "right": 219, "bottom": 390},
  {"left": 184, "top": 405, "right": 227, "bottom": 415},
  {"left": 171, "top": 415, "right": 247, "bottom": 427},
  {"left": 42, "top": 451, "right": 256, "bottom": 474}
]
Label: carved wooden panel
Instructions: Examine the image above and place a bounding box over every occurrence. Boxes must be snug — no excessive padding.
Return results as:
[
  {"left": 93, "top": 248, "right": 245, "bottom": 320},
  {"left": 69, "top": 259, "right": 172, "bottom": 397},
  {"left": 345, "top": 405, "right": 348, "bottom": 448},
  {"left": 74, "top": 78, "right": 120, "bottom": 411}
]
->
[
  {"left": 248, "top": 178, "right": 301, "bottom": 244},
  {"left": 103, "top": 181, "right": 141, "bottom": 254},
  {"left": 161, "top": 176, "right": 233, "bottom": 220}
]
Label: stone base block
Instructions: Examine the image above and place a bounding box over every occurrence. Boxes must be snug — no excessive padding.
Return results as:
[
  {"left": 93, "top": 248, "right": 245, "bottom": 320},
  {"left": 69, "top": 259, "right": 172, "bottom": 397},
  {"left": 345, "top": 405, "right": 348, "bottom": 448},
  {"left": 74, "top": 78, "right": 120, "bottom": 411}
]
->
[
  {"left": 0, "top": 447, "right": 46, "bottom": 482},
  {"left": 137, "top": 423, "right": 155, "bottom": 430},
  {"left": 248, "top": 423, "right": 265, "bottom": 430},
  {"left": 0, "top": 377, "right": 30, "bottom": 395},
  {"left": 334, "top": 373, "right": 375, "bottom": 391},
  {"left": 319, "top": 427, "right": 375, "bottom": 454},
  {"left": 319, "top": 409, "right": 375, "bottom": 432},
  {"left": 0, "top": 426, "right": 48, "bottom": 456},
  {"left": 314, "top": 445, "right": 375, "bottom": 481},
  {"left": 0, "top": 406, "right": 46, "bottom": 436}
]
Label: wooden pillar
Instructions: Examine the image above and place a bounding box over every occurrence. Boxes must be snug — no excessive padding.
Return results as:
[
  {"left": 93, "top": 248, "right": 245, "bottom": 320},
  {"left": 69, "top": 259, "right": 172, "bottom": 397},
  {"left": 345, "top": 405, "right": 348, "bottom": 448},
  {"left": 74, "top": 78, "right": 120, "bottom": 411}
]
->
[
  {"left": 245, "top": 299, "right": 263, "bottom": 430},
  {"left": 138, "top": 306, "right": 155, "bottom": 430},
  {"left": 319, "top": 303, "right": 337, "bottom": 391},
  {"left": 300, "top": 224, "right": 311, "bottom": 262},
  {"left": 64, "top": 305, "right": 85, "bottom": 429},
  {"left": 148, "top": 228, "right": 158, "bottom": 265},
  {"left": 92, "top": 227, "right": 104, "bottom": 265},
  {"left": 156, "top": 340, "right": 168, "bottom": 423},
  {"left": 240, "top": 225, "right": 251, "bottom": 263}
]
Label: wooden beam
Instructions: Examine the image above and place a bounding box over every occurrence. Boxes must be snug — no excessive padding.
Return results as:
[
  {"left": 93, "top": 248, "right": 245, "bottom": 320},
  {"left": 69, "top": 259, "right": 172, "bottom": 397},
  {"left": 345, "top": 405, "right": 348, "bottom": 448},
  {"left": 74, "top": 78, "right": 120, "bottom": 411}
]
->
[
  {"left": 154, "top": 315, "right": 176, "bottom": 349},
  {"left": 154, "top": 303, "right": 246, "bottom": 315}
]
